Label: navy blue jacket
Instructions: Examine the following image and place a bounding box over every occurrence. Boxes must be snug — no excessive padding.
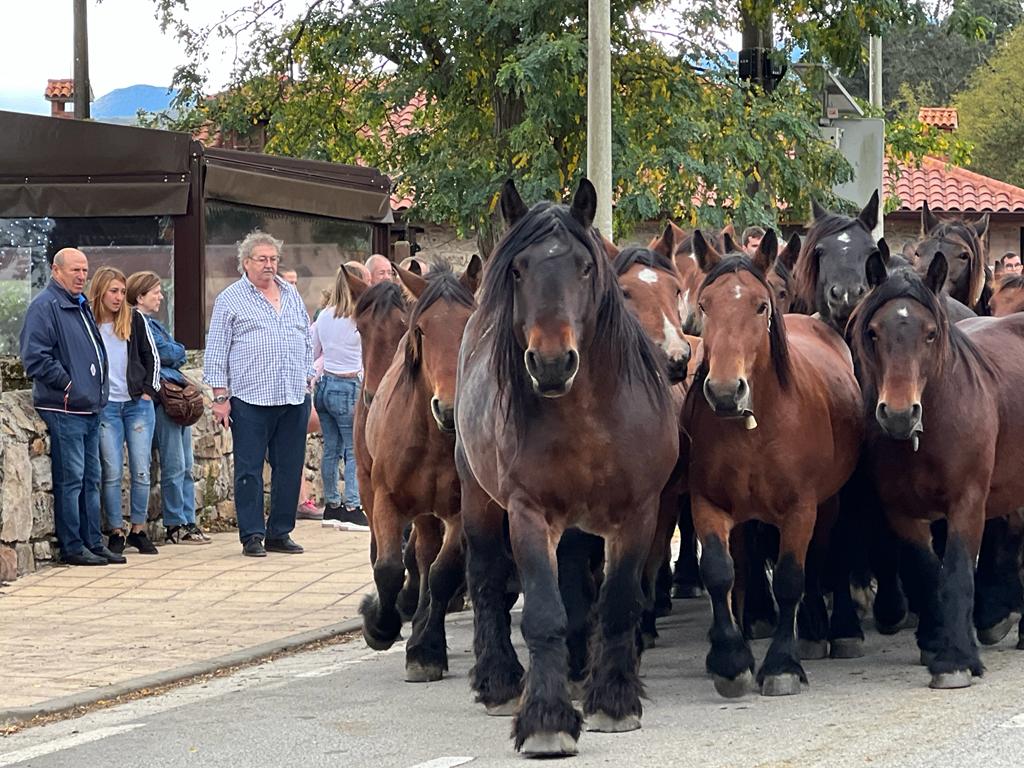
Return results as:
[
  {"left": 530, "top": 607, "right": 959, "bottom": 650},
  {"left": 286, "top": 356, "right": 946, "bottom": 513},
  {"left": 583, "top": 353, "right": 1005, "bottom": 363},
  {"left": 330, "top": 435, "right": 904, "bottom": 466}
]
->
[{"left": 19, "top": 279, "right": 109, "bottom": 413}]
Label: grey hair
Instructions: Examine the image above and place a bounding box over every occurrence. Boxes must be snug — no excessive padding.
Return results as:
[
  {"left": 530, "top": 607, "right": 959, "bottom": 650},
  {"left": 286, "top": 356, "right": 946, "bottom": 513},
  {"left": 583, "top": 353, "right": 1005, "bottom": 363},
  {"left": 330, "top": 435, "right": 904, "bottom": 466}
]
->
[{"left": 237, "top": 230, "right": 284, "bottom": 274}]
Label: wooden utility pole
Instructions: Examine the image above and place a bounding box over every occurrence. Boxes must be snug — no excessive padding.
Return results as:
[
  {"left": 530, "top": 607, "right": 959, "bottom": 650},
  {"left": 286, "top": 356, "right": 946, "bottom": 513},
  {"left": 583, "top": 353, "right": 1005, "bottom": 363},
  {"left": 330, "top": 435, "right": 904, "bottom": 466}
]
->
[
  {"left": 73, "top": 0, "right": 91, "bottom": 119},
  {"left": 587, "top": 0, "right": 613, "bottom": 238}
]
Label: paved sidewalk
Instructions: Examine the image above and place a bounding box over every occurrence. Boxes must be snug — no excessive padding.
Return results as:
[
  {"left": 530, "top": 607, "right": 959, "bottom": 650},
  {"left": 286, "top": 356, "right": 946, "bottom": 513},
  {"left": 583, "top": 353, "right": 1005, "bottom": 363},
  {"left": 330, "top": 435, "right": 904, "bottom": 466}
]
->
[{"left": 0, "top": 521, "right": 372, "bottom": 713}]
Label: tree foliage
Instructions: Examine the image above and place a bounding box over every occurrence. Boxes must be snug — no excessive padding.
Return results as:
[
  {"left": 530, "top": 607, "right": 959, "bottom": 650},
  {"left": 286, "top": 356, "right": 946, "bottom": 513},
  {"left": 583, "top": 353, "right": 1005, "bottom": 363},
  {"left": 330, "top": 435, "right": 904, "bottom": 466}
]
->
[
  {"left": 956, "top": 23, "right": 1024, "bottom": 186},
  {"left": 148, "top": 0, "right": 959, "bottom": 240}
]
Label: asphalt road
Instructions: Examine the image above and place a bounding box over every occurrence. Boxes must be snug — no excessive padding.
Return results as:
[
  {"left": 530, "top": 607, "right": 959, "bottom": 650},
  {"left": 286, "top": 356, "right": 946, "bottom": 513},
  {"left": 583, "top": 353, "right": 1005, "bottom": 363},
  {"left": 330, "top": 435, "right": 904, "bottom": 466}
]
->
[{"left": 2, "top": 599, "right": 1023, "bottom": 768}]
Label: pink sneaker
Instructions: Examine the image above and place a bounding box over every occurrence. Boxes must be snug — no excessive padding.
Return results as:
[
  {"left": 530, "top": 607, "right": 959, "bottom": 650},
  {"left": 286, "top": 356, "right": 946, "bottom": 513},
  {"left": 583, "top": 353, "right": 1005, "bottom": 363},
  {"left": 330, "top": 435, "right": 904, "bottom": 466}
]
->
[{"left": 296, "top": 499, "right": 323, "bottom": 520}]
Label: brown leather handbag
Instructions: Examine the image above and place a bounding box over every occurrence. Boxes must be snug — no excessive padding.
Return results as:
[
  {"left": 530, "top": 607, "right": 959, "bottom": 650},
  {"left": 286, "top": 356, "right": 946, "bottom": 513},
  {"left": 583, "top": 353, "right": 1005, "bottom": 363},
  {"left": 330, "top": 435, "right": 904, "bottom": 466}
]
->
[{"left": 158, "top": 377, "right": 205, "bottom": 427}]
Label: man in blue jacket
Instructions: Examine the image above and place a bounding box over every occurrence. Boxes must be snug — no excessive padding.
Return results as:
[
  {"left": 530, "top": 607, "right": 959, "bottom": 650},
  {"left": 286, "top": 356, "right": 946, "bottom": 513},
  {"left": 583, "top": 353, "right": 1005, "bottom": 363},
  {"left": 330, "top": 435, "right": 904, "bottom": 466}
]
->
[{"left": 20, "top": 248, "right": 125, "bottom": 566}]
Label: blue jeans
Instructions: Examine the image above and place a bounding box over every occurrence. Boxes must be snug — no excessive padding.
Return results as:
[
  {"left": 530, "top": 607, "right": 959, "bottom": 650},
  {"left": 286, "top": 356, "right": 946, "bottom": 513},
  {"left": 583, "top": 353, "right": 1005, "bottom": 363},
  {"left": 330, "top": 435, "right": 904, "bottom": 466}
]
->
[
  {"left": 230, "top": 396, "right": 310, "bottom": 542},
  {"left": 38, "top": 410, "right": 103, "bottom": 557},
  {"left": 99, "top": 398, "right": 156, "bottom": 529},
  {"left": 154, "top": 402, "right": 196, "bottom": 527},
  {"left": 314, "top": 375, "right": 360, "bottom": 508}
]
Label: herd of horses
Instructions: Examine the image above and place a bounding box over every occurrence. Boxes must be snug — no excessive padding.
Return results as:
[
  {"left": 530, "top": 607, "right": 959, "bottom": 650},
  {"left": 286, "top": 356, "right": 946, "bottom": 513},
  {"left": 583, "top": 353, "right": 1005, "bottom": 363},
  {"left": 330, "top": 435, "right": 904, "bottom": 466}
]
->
[{"left": 340, "top": 178, "right": 1024, "bottom": 758}]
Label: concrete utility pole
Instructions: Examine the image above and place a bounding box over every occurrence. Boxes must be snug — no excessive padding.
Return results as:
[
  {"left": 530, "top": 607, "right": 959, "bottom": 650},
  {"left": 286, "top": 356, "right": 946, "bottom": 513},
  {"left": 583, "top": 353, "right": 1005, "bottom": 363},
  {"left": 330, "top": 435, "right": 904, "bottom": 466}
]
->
[
  {"left": 868, "top": 36, "right": 883, "bottom": 109},
  {"left": 587, "top": 0, "right": 613, "bottom": 238},
  {"left": 73, "top": 0, "right": 91, "bottom": 119}
]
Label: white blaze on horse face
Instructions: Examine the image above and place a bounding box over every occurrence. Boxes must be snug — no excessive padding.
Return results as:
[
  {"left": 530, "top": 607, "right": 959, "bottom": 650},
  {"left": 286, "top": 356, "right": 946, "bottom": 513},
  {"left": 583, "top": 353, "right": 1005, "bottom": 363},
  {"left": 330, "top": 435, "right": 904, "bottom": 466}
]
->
[
  {"left": 661, "top": 312, "right": 689, "bottom": 361},
  {"left": 837, "top": 232, "right": 851, "bottom": 244},
  {"left": 638, "top": 268, "right": 659, "bottom": 284},
  {"left": 679, "top": 289, "right": 691, "bottom": 321},
  {"left": 897, "top": 305, "right": 909, "bottom": 318}
]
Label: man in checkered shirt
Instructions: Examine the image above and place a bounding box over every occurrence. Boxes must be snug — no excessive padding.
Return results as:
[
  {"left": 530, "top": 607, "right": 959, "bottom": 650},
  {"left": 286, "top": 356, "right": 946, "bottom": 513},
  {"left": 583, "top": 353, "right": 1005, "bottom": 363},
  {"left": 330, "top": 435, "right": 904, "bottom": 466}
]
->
[{"left": 204, "top": 231, "right": 314, "bottom": 558}]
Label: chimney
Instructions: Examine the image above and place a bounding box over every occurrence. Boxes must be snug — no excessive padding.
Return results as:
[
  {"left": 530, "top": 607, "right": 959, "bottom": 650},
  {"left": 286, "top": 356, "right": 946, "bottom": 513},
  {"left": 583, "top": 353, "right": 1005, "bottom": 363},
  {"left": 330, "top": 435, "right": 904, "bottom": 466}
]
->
[{"left": 45, "top": 79, "right": 76, "bottom": 119}]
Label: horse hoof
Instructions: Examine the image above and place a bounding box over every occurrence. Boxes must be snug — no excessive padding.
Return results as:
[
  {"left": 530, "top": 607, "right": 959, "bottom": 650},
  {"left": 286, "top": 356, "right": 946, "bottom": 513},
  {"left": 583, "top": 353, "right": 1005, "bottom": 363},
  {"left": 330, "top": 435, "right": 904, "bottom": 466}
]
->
[
  {"left": 405, "top": 661, "right": 443, "bottom": 683},
  {"left": 485, "top": 699, "right": 519, "bottom": 717},
  {"left": 977, "top": 615, "right": 1017, "bottom": 646},
  {"left": 875, "top": 622, "right": 902, "bottom": 636},
  {"left": 521, "top": 731, "right": 578, "bottom": 758},
  {"left": 903, "top": 612, "right": 919, "bottom": 630},
  {"left": 829, "top": 638, "right": 865, "bottom": 659},
  {"left": 919, "top": 650, "right": 936, "bottom": 667},
  {"left": 761, "top": 673, "right": 803, "bottom": 697},
  {"left": 748, "top": 620, "right": 776, "bottom": 641},
  {"left": 585, "top": 711, "right": 641, "bottom": 733},
  {"left": 641, "top": 632, "right": 657, "bottom": 650},
  {"left": 672, "top": 584, "right": 704, "bottom": 599},
  {"left": 930, "top": 671, "right": 972, "bottom": 690},
  {"left": 713, "top": 670, "right": 753, "bottom": 698},
  {"left": 798, "top": 640, "right": 828, "bottom": 660},
  {"left": 363, "top": 629, "right": 400, "bottom": 652}
]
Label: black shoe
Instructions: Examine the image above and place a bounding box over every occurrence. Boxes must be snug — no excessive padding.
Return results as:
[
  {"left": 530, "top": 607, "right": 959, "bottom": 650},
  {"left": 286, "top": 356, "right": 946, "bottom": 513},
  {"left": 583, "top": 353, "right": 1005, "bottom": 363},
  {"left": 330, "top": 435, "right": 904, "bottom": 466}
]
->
[
  {"left": 243, "top": 536, "right": 267, "bottom": 558},
  {"left": 265, "top": 535, "right": 304, "bottom": 554},
  {"left": 91, "top": 545, "right": 127, "bottom": 564},
  {"left": 338, "top": 506, "right": 370, "bottom": 532},
  {"left": 107, "top": 533, "right": 126, "bottom": 554},
  {"left": 64, "top": 549, "right": 109, "bottom": 566},
  {"left": 126, "top": 530, "right": 159, "bottom": 554}
]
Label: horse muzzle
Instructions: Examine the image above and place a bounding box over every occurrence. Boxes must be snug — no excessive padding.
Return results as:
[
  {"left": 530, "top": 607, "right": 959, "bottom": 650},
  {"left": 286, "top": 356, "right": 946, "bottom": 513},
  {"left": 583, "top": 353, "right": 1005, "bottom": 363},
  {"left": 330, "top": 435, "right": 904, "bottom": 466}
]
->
[
  {"left": 430, "top": 396, "right": 456, "bottom": 433},
  {"left": 875, "top": 401, "right": 923, "bottom": 447},
  {"left": 524, "top": 348, "right": 580, "bottom": 398},
  {"left": 703, "top": 376, "right": 752, "bottom": 420}
]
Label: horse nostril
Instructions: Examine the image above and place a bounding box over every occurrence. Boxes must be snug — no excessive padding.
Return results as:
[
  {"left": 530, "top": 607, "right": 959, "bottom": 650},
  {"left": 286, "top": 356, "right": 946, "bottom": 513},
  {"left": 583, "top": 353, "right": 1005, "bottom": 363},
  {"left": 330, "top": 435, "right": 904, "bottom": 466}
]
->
[
  {"left": 911, "top": 402, "right": 922, "bottom": 422},
  {"left": 829, "top": 285, "right": 843, "bottom": 300},
  {"left": 524, "top": 350, "right": 539, "bottom": 375},
  {"left": 876, "top": 401, "right": 888, "bottom": 421},
  {"left": 563, "top": 349, "right": 579, "bottom": 376},
  {"left": 736, "top": 377, "right": 748, "bottom": 400},
  {"left": 855, "top": 284, "right": 867, "bottom": 297}
]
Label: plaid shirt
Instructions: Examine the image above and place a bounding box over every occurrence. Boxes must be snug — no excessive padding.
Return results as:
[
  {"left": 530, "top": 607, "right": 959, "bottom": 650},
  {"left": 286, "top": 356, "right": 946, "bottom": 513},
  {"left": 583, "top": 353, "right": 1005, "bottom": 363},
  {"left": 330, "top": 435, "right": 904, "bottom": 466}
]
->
[{"left": 203, "top": 275, "right": 313, "bottom": 407}]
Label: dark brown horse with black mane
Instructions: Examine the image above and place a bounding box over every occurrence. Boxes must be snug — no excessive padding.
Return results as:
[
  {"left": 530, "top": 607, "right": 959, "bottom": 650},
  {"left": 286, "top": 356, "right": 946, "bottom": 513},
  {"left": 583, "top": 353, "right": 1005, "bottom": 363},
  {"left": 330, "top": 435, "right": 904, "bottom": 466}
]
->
[
  {"left": 912, "top": 202, "right": 992, "bottom": 315},
  {"left": 359, "top": 259, "right": 481, "bottom": 683},
  {"left": 456, "top": 179, "right": 678, "bottom": 756},
  {"left": 850, "top": 253, "right": 1024, "bottom": 686},
  {"left": 683, "top": 229, "right": 863, "bottom": 697}
]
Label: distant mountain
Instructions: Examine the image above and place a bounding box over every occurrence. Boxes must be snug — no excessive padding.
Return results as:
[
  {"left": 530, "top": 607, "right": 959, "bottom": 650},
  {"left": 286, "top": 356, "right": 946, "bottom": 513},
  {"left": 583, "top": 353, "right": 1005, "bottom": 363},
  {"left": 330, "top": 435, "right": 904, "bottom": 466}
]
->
[{"left": 92, "top": 84, "right": 178, "bottom": 120}]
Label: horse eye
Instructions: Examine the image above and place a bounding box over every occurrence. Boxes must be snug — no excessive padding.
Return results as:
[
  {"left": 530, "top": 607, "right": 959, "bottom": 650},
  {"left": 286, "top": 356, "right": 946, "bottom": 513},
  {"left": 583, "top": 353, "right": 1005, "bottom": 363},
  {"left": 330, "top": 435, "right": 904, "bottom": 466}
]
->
[
  {"left": 698, "top": 302, "right": 707, "bottom": 314},
  {"left": 511, "top": 267, "right": 522, "bottom": 281},
  {"left": 958, "top": 253, "right": 969, "bottom": 261},
  {"left": 621, "top": 289, "right": 631, "bottom": 299},
  {"left": 581, "top": 263, "right": 593, "bottom": 278},
  {"left": 867, "top": 329, "right": 878, "bottom": 341},
  {"left": 778, "top": 290, "right": 788, "bottom": 300},
  {"left": 926, "top": 330, "right": 937, "bottom": 343},
  {"left": 757, "top": 302, "right": 768, "bottom": 315}
]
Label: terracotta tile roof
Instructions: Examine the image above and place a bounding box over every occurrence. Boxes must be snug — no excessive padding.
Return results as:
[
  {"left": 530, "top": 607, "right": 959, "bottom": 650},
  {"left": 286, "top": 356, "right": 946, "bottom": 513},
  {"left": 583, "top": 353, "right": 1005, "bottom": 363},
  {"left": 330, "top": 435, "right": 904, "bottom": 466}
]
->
[
  {"left": 885, "top": 156, "right": 1024, "bottom": 213},
  {"left": 918, "top": 107, "right": 958, "bottom": 131},
  {"left": 45, "top": 78, "right": 74, "bottom": 100}
]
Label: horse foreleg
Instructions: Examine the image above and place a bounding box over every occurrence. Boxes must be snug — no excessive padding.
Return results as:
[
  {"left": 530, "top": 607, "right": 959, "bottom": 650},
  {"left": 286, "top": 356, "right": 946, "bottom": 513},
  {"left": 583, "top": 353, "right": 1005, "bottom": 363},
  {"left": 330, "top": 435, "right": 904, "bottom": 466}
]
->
[
  {"left": 758, "top": 507, "right": 815, "bottom": 696},
  {"left": 694, "top": 496, "right": 753, "bottom": 698},
  {"left": 509, "top": 506, "right": 581, "bottom": 756},
  {"left": 639, "top": 489, "right": 679, "bottom": 649},
  {"left": 557, "top": 528, "right": 601, "bottom": 687},
  {"left": 672, "top": 494, "right": 704, "bottom": 598},
  {"left": 359, "top": 497, "right": 409, "bottom": 651},
  {"left": 889, "top": 514, "right": 945, "bottom": 665},
  {"left": 406, "top": 515, "right": 463, "bottom": 683},
  {"left": 407, "top": 514, "right": 442, "bottom": 642},
  {"left": 396, "top": 524, "right": 419, "bottom": 621},
  {"left": 974, "top": 517, "right": 1024, "bottom": 645}
]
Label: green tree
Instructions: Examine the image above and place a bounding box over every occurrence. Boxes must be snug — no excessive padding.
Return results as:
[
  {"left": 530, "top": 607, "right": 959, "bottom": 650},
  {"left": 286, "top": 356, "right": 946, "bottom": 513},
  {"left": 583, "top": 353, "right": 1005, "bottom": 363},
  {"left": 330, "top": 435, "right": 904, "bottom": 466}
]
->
[
  {"left": 956, "top": 24, "right": 1024, "bottom": 185},
  {"left": 149, "top": 0, "right": 957, "bottom": 241}
]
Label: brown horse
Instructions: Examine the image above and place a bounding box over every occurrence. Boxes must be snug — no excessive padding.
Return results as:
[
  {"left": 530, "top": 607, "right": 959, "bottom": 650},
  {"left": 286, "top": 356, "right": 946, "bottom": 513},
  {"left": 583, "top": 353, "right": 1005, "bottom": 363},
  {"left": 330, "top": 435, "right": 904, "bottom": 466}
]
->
[
  {"left": 683, "top": 229, "right": 863, "bottom": 697},
  {"left": 456, "top": 179, "right": 678, "bottom": 755},
  {"left": 850, "top": 253, "right": 1024, "bottom": 687},
  {"left": 767, "top": 233, "right": 801, "bottom": 314},
  {"left": 913, "top": 202, "right": 992, "bottom": 315},
  {"left": 358, "top": 259, "right": 481, "bottom": 683},
  {"left": 990, "top": 274, "right": 1024, "bottom": 316}
]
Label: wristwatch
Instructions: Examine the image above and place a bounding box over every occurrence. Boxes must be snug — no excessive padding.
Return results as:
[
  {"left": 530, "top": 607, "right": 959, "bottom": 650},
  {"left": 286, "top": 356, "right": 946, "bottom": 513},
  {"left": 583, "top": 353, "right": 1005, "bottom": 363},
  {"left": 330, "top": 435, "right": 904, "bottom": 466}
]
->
[{"left": 213, "top": 394, "right": 230, "bottom": 404}]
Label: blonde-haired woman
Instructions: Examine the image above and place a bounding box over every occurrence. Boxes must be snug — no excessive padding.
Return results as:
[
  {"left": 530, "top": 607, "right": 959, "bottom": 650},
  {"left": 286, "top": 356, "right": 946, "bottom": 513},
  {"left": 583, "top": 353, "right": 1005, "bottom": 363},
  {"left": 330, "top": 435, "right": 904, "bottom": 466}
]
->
[
  {"left": 88, "top": 266, "right": 161, "bottom": 555},
  {"left": 312, "top": 266, "right": 367, "bottom": 530}
]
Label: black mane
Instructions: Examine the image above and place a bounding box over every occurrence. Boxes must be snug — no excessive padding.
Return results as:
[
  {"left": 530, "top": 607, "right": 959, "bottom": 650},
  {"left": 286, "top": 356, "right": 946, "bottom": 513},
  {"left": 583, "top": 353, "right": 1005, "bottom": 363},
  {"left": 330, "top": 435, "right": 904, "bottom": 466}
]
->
[
  {"left": 355, "top": 280, "right": 407, "bottom": 322},
  {"left": 477, "top": 201, "right": 668, "bottom": 430},
  {"left": 613, "top": 245, "right": 677, "bottom": 277}
]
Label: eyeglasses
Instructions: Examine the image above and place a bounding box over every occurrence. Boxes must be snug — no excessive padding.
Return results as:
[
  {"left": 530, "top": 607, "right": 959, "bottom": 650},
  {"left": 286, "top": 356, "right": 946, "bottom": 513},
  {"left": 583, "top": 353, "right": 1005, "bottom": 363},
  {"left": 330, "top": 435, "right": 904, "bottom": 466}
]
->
[{"left": 249, "top": 255, "right": 280, "bottom": 264}]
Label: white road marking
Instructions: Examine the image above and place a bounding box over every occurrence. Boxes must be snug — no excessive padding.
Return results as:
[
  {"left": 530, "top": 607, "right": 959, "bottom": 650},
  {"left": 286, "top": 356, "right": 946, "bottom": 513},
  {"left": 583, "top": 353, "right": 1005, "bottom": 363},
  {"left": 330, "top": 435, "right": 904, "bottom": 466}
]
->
[
  {"left": 0, "top": 724, "right": 145, "bottom": 766},
  {"left": 294, "top": 646, "right": 404, "bottom": 678},
  {"left": 407, "top": 758, "right": 475, "bottom": 768},
  {"left": 638, "top": 268, "right": 659, "bottom": 284},
  {"left": 1000, "top": 713, "right": 1024, "bottom": 728}
]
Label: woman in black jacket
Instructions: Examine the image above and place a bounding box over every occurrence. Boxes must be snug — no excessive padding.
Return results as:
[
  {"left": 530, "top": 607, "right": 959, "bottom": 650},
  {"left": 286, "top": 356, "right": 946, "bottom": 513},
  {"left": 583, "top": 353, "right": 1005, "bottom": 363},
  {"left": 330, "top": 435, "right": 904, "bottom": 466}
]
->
[{"left": 88, "top": 266, "right": 161, "bottom": 555}]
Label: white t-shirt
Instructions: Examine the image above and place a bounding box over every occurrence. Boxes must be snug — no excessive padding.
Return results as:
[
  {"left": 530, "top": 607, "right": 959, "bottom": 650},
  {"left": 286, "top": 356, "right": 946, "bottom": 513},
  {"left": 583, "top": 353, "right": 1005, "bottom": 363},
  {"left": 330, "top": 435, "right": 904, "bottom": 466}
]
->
[
  {"left": 99, "top": 322, "right": 130, "bottom": 402},
  {"left": 312, "top": 308, "right": 362, "bottom": 375}
]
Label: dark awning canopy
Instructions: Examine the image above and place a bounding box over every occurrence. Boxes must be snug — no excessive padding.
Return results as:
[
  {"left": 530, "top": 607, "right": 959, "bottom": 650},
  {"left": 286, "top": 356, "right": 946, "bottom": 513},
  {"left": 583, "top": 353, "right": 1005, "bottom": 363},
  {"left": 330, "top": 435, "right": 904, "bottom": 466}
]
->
[
  {"left": 203, "top": 148, "right": 393, "bottom": 223},
  {"left": 0, "top": 110, "right": 192, "bottom": 217}
]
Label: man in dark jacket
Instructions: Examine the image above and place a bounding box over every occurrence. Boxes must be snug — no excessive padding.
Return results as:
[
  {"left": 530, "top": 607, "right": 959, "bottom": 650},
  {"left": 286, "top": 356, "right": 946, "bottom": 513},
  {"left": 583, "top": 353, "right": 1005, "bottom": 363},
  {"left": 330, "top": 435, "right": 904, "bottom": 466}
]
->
[{"left": 19, "top": 248, "right": 124, "bottom": 566}]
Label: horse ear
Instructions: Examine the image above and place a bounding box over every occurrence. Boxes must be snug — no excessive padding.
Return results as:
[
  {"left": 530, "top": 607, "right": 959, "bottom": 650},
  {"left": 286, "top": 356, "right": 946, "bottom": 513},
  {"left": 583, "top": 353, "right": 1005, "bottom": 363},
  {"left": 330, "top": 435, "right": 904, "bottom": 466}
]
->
[
  {"left": 921, "top": 200, "right": 940, "bottom": 234},
  {"left": 460, "top": 254, "right": 482, "bottom": 294},
  {"left": 650, "top": 221, "right": 675, "bottom": 259},
  {"left": 693, "top": 230, "right": 722, "bottom": 272},
  {"left": 752, "top": 229, "right": 777, "bottom": 274},
  {"left": 924, "top": 252, "right": 949, "bottom": 295},
  {"left": 395, "top": 262, "right": 428, "bottom": 298},
  {"left": 858, "top": 190, "right": 879, "bottom": 231},
  {"left": 865, "top": 249, "right": 888, "bottom": 289},
  {"left": 500, "top": 179, "right": 528, "bottom": 227},
  {"left": 722, "top": 231, "right": 738, "bottom": 255},
  {"left": 343, "top": 265, "right": 369, "bottom": 300},
  {"left": 971, "top": 212, "right": 990, "bottom": 240},
  {"left": 878, "top": 238, "right": 891, "bottom": 266},
  {"left": 778, "top": 233, "right": 801, "bottom": 271},
  {"left": 406, "top": 259, "right": 422, "bottom": 276},
  {"left": 599, "top": 233, "right": 620, "bottom": 260},
  {"left": 571, "top": 178, "right": 597, "bottom": 230},
  {"left": 811, "top": 198, "right": 828, "bottom": 221}
]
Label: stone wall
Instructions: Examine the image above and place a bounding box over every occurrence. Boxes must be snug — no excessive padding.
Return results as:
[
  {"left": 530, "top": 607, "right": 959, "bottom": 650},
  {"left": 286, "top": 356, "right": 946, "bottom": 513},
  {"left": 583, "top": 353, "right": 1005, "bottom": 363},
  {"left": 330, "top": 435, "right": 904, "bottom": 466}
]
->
[{"left": 0, "top": 354, "right": 329, "bottom": 582}]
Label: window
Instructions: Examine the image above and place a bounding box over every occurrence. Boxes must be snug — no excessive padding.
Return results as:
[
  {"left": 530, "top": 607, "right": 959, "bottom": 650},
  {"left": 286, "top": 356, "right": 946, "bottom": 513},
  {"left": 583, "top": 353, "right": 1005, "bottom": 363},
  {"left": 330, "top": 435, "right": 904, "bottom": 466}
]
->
[
  {"left": 0, "top": 216, "right": 174, "bottom": 355},
  {"left": 204, "top": 201, "right": 373, "bottom": 328}
]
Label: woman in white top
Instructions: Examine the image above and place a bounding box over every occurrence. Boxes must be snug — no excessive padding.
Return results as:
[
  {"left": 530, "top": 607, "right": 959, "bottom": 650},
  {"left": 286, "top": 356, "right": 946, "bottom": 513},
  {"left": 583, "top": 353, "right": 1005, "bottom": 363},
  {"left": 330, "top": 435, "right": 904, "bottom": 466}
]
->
[
  {"left": 312, "top": 266, "right": 367, "bottom": 530},
  {"left": 88, "top": 266, "right": 161, "bottom": 556}
]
